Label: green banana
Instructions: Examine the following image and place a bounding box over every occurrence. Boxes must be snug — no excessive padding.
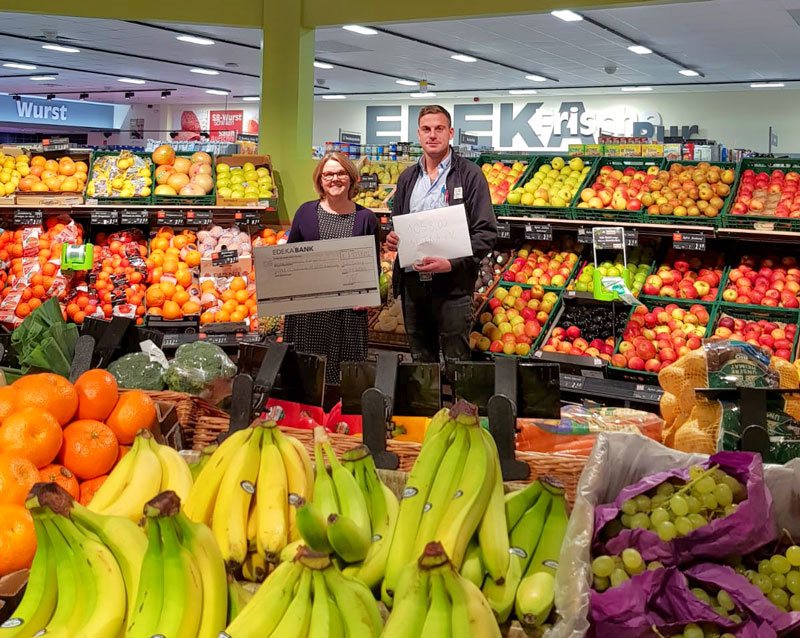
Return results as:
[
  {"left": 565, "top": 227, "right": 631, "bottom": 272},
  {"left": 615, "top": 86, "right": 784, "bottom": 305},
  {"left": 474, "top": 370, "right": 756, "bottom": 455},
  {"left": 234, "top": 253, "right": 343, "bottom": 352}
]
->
[
  {"left": 294, "top": 497, "right": 332, "bottom": 552},
  {"left": 382, "top": 416, "right": 457, "bottom": 605},
  {"left": 460, "top": 537, "right": 486, "bottom": 589},
  {"left": 381, "top": 563, "right": 430, "bottom": 638},
  {"left": 322, "top": 566, "right": 382, "bottom": 638},
  {"left": 483, "top": 490, "right": 552, "bottom": 622},
  {"left": 126, "top": 515, "right": 164, "bottom": 638},
  {"left": 308, "top": 570, "right": 340, "bottom": 638},
  {"left": 270, "top": 566, "right": 313, "bottom": 637},
  {"left": 326, "top": 513, "right": 370, "bottom": 563},
  {"left": 184, "top": 426, "right": 253, "bottom": 524},
  {"left": 504, "top": 480, "right": 542, "bottom": 531},
  {"left": 174, "top": 510, "right": 228, "bottom": 638},
  {"left": 313, "top": 436, "right": 339, "bottom": 518},
  {"left": 420, "top": 571, "right": 452, "bottom": 638},
  {"left": 255, "top": 427, "right": 288, "bottom": 560},
  {"left": 223, "top": 560, "right": 303, "bottom": 637},
  {"left": 279, "top": 539, "right": 304, "bottom": 563},
  {"left": 212, "top": 425, "right": 263, "bottom": 566},
  {"left": 423, "top": 407, "right": 452, "bottom": 442},
  {"left": 526, "top": 493, "right": 568, "bottom": 578},
  {"left": 435, "top": 420, "right": 495, "bottom": 570},
  {"left": 441, "top": 562, "right": 500, "bottom": 638},
  {"left": 320, "top": 430, "right": 371, "bottom": 534},
  {"left": 0, "top": 514, "right": 57, "bottom": 638},
  {"left": 327, "top": 596, "right": 345, "bottom": 638},
  {"left": 272, "top": 425, "right": 312, "bottom": 542},
  {"left": 227, "top": 577, "right": 253, "bottom": 624},
  {"left": 189, "top": 443, "right": 217, "bottom": 480},
  {"left": 515, "top": 571, "right": 556, "bottom": 628},
  {"left": 477, "top": 429, "right": 510, "bottom": 583},
  {"left": 413, "top": 425, "right": 469, "bottom": 558}
]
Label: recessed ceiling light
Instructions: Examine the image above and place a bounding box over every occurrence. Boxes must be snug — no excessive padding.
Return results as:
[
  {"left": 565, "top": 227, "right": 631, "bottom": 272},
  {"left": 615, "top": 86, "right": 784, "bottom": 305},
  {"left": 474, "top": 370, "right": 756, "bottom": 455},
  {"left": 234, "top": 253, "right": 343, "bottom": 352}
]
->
[
  {"left": 525, "top": 74, "right": 547, "bottom": 82},
  {"left": 451, "top": 54, "right": 477, "bottom": 63},
  {"left": 242, "top": 96, "right": 260, "bottom": 101},
  {"left": 395, "top": 79, "right": 417, "bottom": 86},
  {"left": 42, "top": 44, "right": 79, "bottom": 53},
  {"left": 750, "top": 82, "right": 784, "bottom": 88},
  {"left": 177, "top": 34, "right": 215, "bottom": 45},
  {"left": 342, "top": 25, "right": 378, "bottom": 35},
  {"left": 205, "top": 89, "right": 229, "bottom": 95},
  {"left": 3, "top": 62, "right": 37, "bottom": 70},
  {"left": 314, "top": 61, "right": 334, "bottom": 69},
  {"left": 29, "top": 76, "right": 56, "bottom": 81},
  {"left": 679, "top": 69, "right": 700, "bottom": 77},
  {"left": 410, "top": 92, "right": 436, "bottom": 98},
  {"left": 621, "top": 86, "right": 653, "bottom": 92},
  {"left": 190, "top": 68, "right": 219, "bottom": 75},
  {"left": 551, "top": 10, "right": 583, "bottom": 21},
  {"left": 118, "top": 78, "right": 146, "bottom": 84},
  {"left": 627, "top": 45, "right": 653, "bottom": 55},
  {"left": 322, "top": 94, "right": 347, "bottom": 100},
  {"left": 509, "top": 89, "right": 537, "bottom": 95}
]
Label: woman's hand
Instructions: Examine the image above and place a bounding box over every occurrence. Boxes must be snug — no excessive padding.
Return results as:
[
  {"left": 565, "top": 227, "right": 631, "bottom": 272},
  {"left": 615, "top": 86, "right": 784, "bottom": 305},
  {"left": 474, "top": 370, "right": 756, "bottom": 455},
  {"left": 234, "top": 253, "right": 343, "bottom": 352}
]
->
[{"left": 385, "top": 231, "right": 399, "bottom": 251}]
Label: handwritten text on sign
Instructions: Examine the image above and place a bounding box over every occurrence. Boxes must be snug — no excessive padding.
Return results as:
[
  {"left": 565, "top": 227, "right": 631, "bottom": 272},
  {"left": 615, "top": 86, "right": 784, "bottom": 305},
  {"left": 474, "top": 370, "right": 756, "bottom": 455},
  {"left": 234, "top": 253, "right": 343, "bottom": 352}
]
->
[
  {"left": 254, "top": 236, "right": 380, "bottom": 316},
  {"left": 392, "top": 204, "right": 473, "bottom": 269}
]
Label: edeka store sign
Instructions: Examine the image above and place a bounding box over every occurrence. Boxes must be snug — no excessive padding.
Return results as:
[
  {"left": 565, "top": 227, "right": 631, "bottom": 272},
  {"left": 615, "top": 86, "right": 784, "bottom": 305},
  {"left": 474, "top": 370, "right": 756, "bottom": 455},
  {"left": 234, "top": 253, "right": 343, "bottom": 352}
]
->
[
  {"left": 0, "top": 95, "right": 115, "bottom": 128},
  {"left": 365, "top": 102, "right": 699, "bottom": 150}
]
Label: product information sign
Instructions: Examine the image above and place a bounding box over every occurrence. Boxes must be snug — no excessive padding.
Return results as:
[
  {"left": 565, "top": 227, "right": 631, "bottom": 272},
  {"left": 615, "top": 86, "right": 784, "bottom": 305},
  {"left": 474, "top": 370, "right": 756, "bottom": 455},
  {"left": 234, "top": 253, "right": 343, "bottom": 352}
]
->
[{"left": 254, "top": 236, "right": 380, "bottom": 316}]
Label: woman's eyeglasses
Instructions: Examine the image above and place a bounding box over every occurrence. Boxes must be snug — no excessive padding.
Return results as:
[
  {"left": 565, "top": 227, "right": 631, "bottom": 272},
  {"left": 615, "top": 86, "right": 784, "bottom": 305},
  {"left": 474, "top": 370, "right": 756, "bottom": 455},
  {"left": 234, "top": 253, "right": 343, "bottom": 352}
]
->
[{"left": 321, "top": 171, "right": 349, "bottom": 182}]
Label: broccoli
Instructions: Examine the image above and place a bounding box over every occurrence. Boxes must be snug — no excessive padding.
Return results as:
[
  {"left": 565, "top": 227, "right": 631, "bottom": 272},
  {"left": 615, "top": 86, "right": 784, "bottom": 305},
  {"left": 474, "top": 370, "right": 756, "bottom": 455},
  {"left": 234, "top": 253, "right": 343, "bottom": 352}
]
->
[
  {"left": 108, "top": 352, "right": 166, "bottom": 390},
  {"left": 163, "top": 341, "right": 236, "bottom": 395}
]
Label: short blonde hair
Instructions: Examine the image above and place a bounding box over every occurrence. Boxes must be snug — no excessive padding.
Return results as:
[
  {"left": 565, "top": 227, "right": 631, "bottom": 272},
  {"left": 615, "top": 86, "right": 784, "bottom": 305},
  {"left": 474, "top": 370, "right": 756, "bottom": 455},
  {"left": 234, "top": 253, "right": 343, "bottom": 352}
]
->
[{"left": 313, "top": 152, "right": 360, "bottom": 200}]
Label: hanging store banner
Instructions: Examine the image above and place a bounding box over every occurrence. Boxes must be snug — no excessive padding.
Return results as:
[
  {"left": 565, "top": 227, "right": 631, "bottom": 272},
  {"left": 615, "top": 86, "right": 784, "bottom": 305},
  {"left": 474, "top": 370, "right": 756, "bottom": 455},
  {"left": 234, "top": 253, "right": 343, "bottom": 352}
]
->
[
  {"left": 0, "top": 95, "right": 116, "bottom": 128},
  {"left": 209, "top": 109, "right": 244, "bottom": 142}
]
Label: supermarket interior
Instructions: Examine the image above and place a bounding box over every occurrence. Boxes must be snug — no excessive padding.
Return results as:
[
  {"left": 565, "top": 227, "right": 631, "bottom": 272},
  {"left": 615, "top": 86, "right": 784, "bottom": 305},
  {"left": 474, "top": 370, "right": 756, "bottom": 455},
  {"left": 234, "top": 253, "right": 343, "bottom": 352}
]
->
[{"left": 3, "top": 1, "right": 800, "bottom": 637}]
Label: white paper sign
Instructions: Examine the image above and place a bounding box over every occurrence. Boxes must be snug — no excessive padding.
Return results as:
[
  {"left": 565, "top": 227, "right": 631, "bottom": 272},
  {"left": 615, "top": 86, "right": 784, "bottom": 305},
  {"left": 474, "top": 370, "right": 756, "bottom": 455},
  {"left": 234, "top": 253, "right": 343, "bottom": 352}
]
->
[
  {"left": 254, "top": 236, "right": 380, "bottom": 316},
  {"left": 392, "top": 204, "right": 473, "bottom": 268}
]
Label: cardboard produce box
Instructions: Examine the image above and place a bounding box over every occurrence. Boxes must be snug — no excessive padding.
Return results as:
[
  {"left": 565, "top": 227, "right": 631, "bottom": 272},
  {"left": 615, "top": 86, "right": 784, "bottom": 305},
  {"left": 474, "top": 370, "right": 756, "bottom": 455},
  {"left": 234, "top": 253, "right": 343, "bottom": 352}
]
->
[{"left": 215, "top": 154, "right": 277, "bottom": 209}]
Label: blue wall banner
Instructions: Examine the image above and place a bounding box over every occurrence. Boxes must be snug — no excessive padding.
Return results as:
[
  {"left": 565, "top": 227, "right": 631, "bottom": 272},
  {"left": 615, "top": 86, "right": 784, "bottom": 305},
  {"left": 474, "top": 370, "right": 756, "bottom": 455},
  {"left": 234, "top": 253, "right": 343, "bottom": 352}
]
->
[{"left": 0, "top": 95, "right": 116, "bottom": 128}]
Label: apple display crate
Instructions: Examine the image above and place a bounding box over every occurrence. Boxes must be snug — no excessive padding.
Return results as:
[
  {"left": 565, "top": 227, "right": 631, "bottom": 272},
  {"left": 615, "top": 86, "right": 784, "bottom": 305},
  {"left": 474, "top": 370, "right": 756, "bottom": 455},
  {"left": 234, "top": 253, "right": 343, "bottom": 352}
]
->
[
  {"left": 721, "top": 157, "right": 800, "bottom": 232},
  {"left": 716, "top": 266, "right": 800, "bottom": 315},
  {"left": 505, "top": 155, "right": 600, "bottom": 220},
  {"left": 497, "top": 253, "right": 583, "bottom": 291},
  {"left": 571, "top": 156, "right": 667, "bottom": 224},
  {"left": 607, "top": 298, "right": 719, "bottom": 384},
  {"left": 712, "top": 304, "right": 800, "bottom": 363},
  {"left": 477, "top": 152, "right": 536, "bottom": 207},
  {"left": 639, "top": 265, "right": 729, "bottom": 306}
]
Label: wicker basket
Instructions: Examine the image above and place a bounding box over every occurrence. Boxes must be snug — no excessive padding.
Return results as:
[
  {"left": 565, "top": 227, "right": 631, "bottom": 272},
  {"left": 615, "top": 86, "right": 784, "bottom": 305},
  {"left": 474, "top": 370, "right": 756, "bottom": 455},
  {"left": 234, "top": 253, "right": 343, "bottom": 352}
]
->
[
  {"left": 141, "top": 390, "right": 228, "bottom": 448},
  {"left": 192, "top": 416, "right": 587, "bottom": 503}
]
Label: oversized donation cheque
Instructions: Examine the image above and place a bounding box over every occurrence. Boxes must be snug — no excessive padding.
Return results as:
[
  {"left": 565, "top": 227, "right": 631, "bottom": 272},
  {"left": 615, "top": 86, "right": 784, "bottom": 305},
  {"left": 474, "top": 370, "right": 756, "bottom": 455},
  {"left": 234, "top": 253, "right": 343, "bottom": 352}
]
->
[
  {"left": 254, "top": 235, "right": 380, "bottom": 315},
  {"left": 392, "top": 203, "right": 473, "bottom": 268}
]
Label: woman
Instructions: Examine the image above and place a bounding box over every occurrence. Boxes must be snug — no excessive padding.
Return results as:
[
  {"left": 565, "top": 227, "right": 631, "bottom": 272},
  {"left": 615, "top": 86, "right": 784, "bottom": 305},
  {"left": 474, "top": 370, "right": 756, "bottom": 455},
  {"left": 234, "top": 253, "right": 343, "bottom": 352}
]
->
[{"left": 283, "top": 152, "right": 379, "bottom": 407}]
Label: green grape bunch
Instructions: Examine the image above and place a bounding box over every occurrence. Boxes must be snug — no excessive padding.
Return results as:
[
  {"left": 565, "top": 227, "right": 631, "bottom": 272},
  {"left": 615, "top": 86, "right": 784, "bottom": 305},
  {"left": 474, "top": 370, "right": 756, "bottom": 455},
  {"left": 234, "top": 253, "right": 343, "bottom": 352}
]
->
[
  {"left": 591, "top": 548, "right": 665, "bottom": 591},
  {"left": 741, "top": 544, "right": 800, "bottom": 612}
]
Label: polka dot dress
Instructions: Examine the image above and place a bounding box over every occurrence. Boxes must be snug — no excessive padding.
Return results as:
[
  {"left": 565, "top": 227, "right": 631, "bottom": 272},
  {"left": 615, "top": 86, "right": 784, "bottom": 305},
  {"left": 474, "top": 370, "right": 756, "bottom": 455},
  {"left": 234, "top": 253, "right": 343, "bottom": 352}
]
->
[{"left": 283, "top": 203, "right": 369, "bottom": 386}]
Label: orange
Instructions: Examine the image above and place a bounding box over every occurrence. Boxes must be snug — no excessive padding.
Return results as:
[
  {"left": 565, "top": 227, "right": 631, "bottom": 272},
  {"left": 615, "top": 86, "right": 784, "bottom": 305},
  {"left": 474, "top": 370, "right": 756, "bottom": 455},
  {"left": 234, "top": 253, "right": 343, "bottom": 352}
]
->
[
  {"left": 79, "top": 475, "right": 107, "bottom": 506},
  {"left": 0, "top": 504, "right": 35, "bottom": 576},
  {"left": 0, "top": 454, "right": 39, "bottom": 505},
  {"left": 0, "top": 386, "right": 16, "bottom": 422},
  {"left": 215, "top": 310, "right": 230, "bottom": 322},
  {"left": 59, "top": 420, "right": 119, "bottom": 480},
  {"left": 230, "top": 311, "right": 245, "bottom": 323},
  {"left": 175, "top": 270, "right": 192, "bottom": 288},
  {"left": 0, "top": 408, "right": 63, "bottom": 468},
  {"left": 106, "top": 391, "right": 156, "bottom": 444},
  {"left": 117, "top": 444, "right": 130, "bottom": 462},
  {"left": 44, "top": 159, "right": 58, "bottom": 172},
  {"left": 146, "top": 286, "right": 166, "bottom": 307},
  {"left": 230, "top": 277, "right": 246, "bottom": 292},
  {"left": 221, "top": 299, "right": 237, "bottom": 315},
  {"left": 172, "top": 235, "right": 190, "bottom": 249},
  {"left": 159, "top": 280, "right": 176, "bottom": 299},
  {"left": 182, "top": 301, "right": 201, "bottom": 315},
  {"left": 162, "top": 300, "right": 182, "bottom": 320},
  {"left": 31, "top": 182, "right": 48, "bottom": 192},
  {"left": 58, "top": 161, "right": 76, "bottom": 176},
  {"left": 38, "top": 463, "right": 80, "bottom": 500},
  {"left": 172, "top": 290, "right": 190, "bottom": 307},
  {"left": 31, "top": 155, "right": 46, "bottom": 167},
  {"left": 74, "top": 369, "right": 119, "bottom": 421},
  {"left": 184, "top": 250, "right": 201, "bottom": 267},
  {"left": 60, "top": 177, "right": 79, "bottom": 192},
  {"left": 234, "top": 289, "right": 249, "bottom": 304},
  {"left": 151, "top": 236, "right": 169, "bottom": 252},
  {"left": 200, "top": 311, "right": 215, "bottom": 324},
  {"left": 12, "top": 373, "right": 78, "bottom": 426}
]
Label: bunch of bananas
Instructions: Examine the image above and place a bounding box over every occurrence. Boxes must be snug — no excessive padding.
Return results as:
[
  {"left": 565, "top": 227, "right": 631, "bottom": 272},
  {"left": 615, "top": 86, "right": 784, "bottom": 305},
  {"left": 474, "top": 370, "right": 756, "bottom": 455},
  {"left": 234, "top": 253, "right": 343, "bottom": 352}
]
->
[
  {"left": 183, "top": 421, "right": 313, "bottom": 575},
  {"left": 382, "top": 400, "right": 509, "bottom": 606},
  {"left": 223, "top": 546, "right": 382, "bottom": 638},
  {"left": 295, "top": 433, "right": 398, "bottom": 591},
  {"left": 481, "top": 480, "right": 569, "bottom": 628},
  {"left": 383, "top": 541, "right": 501, "bottom": 638},
  {"left": 87, "top": 429, "right": 194, "bottom": 522}
]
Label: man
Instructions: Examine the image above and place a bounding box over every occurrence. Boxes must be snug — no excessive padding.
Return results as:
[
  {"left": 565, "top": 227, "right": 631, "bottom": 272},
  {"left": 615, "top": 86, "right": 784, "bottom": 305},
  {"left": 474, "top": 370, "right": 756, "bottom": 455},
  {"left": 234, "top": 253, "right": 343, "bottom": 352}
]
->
[{"left": 386, "top": 105, "right": 496, "bottom": 372}]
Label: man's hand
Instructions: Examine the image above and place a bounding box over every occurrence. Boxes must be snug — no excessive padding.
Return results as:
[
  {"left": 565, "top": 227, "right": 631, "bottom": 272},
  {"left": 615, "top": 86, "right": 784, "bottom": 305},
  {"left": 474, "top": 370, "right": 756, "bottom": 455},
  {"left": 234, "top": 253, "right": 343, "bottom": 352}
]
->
[
  {"left": 385, "top": 231, "right": 399, "bottom": 251},
  {"left": 414, "top": 257, "right": 452, "bottom": 273}
]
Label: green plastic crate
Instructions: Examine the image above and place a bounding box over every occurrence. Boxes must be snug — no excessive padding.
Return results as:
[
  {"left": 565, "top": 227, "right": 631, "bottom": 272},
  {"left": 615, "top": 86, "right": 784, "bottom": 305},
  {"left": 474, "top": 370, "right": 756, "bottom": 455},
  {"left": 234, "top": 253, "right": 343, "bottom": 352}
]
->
[
  {"left": 476, "top": 153, "right": 535, "bottom": 206},
  {"left": 509, "top": 155, "right": 599, "bottom": 219},
  {"left": 721, "top": 157, "right": 800, "bottom": 230},
  {"left": 713, "top": 303, "right": 800, "bottom": 362},
  {"left": 498, "top": 254, "right": 582, "bottom": 290},
  {"left": 639, "top": 266, "right": 728, "bottom": 306},
  {"left": 716, "top": 265, "right": 800, "bottom": 314},
  {"left": 85, "top": 150, "right": 154, "bottom": 205},
  {"left": 152, "top": 151, "right": 216, "bottom": 206}
]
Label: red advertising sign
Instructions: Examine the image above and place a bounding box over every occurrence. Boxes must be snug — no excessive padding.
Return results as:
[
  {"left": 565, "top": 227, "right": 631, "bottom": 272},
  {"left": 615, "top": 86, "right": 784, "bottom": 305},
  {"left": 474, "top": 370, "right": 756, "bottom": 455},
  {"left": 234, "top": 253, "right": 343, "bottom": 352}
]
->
[{"left": 209, "top": 110, "right": 243, "bottom": 142}]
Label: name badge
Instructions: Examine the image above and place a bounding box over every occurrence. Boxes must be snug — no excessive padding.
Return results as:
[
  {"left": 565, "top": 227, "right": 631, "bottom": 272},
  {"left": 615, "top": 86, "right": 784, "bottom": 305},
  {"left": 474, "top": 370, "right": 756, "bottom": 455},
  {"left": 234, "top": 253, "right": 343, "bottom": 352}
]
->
[{"left": 453, "top": 187, "right": 463, "bottom": 200}]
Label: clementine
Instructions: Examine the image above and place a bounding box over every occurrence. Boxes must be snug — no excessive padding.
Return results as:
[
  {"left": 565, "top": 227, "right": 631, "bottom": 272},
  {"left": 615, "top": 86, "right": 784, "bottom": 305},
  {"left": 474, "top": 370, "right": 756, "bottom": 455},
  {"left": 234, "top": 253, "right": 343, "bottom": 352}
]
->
[
  {"left": 0, "top": 386, "right": 16, "bottom": 421},
  {"left": 74, "top": 369, "right": 119, "bottom": 421},
  {"left": 0, "top": 408, "right": 63, "bottom": 468},
  {"left": 106, "top": 391, "right": 156, "bottom": 444},
  {"left": 59, "top": 420, "right": 119, "bottom": 480},
  {"left": 0, "top": 504, "right": 35, "bottom": 576},
  {"left": 12, "top": 373, "right": 78, "bottom": 426},
  {"left": 0, "top": 454, "right": 39, "bottom": 505},
  {"left": 38, "top": 463, "right": 80, "bottom": 500},
  {"left": 79, "top": 475, "right": 108, "bottom": 506}
]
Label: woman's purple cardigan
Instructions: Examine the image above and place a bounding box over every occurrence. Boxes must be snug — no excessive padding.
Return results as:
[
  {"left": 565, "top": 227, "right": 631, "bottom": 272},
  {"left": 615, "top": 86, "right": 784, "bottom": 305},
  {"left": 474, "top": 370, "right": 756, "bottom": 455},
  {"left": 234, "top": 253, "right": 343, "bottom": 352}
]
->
[{"left": 287, "top": 200, "right": 378, "bottom": 243}]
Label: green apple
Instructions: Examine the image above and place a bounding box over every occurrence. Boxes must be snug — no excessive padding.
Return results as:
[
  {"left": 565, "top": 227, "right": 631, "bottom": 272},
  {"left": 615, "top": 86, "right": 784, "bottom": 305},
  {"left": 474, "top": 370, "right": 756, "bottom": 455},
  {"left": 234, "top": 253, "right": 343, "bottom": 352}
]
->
[
  {"left": 256, "top": 167, "right": 269, "bottom": 177},
  {"left": 218, "top": 187, "right": 232, "bottom": 198},
  {"left": 216, "top": 163, "right": 230, "bottom": 174},
  {"left": 243, "top": 162, "right": 256, "bottom": 172}
]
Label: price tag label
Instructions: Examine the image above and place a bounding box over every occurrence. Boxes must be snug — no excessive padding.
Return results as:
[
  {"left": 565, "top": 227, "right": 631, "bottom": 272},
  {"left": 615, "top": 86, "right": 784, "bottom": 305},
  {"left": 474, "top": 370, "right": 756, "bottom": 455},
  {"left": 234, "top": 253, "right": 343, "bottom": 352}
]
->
[
  {"left": 157, "top": 210, "right": 185, "bottom": 226},
  {"left": 120, "top": 210, "right": 150, "bottom": 225},
  {"left": 625, "top": 228, "right": 638, "bottom": 247},
  {"left": 672, "top": 231, "right": 706, "bottom": 251},
  {"left": 187, "top": 210, "right": 213, "bottom": 226},
  {"left": 211, "top": 249, "right": 239, "bottom": 267},
  {"left": 524, "top": 223, "right": 552, "bottom": 242},
  {"left": 593, "top": 227, "right": 624, "bottom": 250},
  {"left": 90, "top": 210, "right": 119, "bottom": 226},
  {"left": 577, "top": 226, "right": 593, "bottom": 244},
  {"left": 560, "top": 373, "right": 585, "bottom": 390},
  {"left": 234, "top": 210, "right": 263, "bottom": 225},
  {"left": 359, "top": 174, "right": 379, "bottom": 191},
  {"left": 496, "top": 222, "right": 511, "bottom": 240},
  {"left": 13, "top": 210, "right": 43, "bottom": 226}
]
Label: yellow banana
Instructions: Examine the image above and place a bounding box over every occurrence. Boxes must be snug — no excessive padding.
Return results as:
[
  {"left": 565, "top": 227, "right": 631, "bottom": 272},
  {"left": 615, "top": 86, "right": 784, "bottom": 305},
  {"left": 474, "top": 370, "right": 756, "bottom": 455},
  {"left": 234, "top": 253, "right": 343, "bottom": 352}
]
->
[
  {"left": 97, "top": 433, "right": 162, "bottom": 522},
  {"left": 441, "top": 562, "right": 500, "bottom": 638},
  {"left": 86, "top": 433, "right": 142, "bottom": 512},
  {"left": 241, "top": 551, "right": 269, "bottom": 583},
  {"left": 272, "top": 425, "right": 312, "bottom": 541},
  {"left": 515, "top": 571, "right": 555, "bottom": 628},
  {"left": 308, "top": 570, "right": 341, "bottom": 638},
  {"left": 322, "top": 566, "right": 382, "bottom": 638},
  {"left": 269, "top": 566, "right": 313, "bottom": 637},
  {"left": 255, "top": 427, "right": 288, "bottom": 560},
  {"left": 381, "top": 563, "right": 430, "bottom": 638},
  {"left": 423, "top": 406, "right": 452, "bottom": 442},
  {"left": 151, "top": 436, "right": 194, "bottom": 503},
  {"left": 477, "top": 429, "right": 510, "bottom": 583},
  {"left": 460, "top": 537, "right": 485, "bottom": 589}
]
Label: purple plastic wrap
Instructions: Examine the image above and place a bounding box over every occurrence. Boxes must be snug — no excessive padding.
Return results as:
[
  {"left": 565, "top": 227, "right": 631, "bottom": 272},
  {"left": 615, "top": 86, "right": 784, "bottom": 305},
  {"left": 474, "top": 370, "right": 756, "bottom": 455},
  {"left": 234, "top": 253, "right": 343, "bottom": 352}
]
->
[{"left": 593, "top": 451, "right": 775, "bottom": 565}]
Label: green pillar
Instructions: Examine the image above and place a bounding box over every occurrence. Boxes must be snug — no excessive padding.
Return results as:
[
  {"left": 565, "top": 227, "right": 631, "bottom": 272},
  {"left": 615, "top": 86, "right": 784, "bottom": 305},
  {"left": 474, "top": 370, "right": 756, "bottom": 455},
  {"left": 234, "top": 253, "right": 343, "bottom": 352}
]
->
[{"left": 260, "top": 0, "right": 317, "bottom": 220}]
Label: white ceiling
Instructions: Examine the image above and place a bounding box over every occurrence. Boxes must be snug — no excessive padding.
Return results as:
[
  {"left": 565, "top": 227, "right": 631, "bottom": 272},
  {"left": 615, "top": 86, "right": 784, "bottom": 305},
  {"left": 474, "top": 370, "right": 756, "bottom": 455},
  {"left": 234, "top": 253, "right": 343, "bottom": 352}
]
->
[{"left": 1, "top": 0, "right": 800, "bottom": 109}]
